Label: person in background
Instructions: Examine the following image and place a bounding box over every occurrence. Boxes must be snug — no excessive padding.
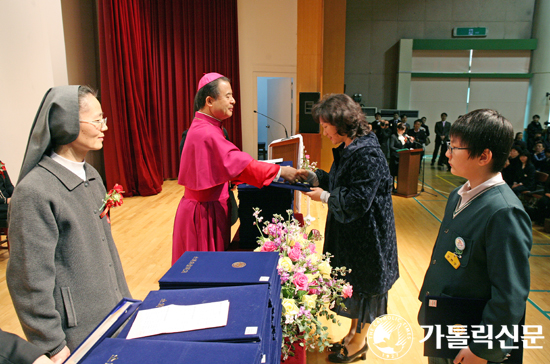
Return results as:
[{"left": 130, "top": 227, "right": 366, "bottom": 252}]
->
[
  {"left": 527, "top": 176, "right": 550, "bottom": 226},
  {"left": 431, "top": 112, "right": 451, "bottom": 167},
  {"left": 532, "top": 141, "right": 546, "bottom": 171},
  {"left": 540, "top": 149, "right": 550, "bottom": 174},
  {"left": 511, "top": 149, "right": 536, "bottom": 196},
  {"left": 501, "top": 145, "right": 522, "bottom": 187},
  {"left": 527, "top": 114, "right": 542, "bottom": 147},
  {"left": 173, "top": 73, "right": 299, "bottom": 264},
  {"left": 401, "top": 114, "right": 411, "bottom": 131},
  {"left": 418, "top": 109, "right": 531, "bottom": 364},
  {"left": 407, "top": 119, "right": 427, "bottom": 147},
  {"left": 513, "top": 132, "right": 527, "bottom": 151},
  {"left": 7, "top": 86, "right": 131, "bottom": 364},
  {"left": 420, "top": 116, "right": 430, "bottom": 136},
  {"left": 297, "top": 94, "right": 398, "bottom": 363},
  {"left": 372, "top": 112, "right": 391, "bottom": 159},
  {"left": 389, "top": 122, "right": 415, "bottom": 190},
  {"left": 0, "top": 160, "right": 14, "bottom": 227},
  {"left": 389, "top": 112, "right": 400, "bottom": 134},
  {"left": 1, "top": 328, "right": 53, "bottom": 364}
]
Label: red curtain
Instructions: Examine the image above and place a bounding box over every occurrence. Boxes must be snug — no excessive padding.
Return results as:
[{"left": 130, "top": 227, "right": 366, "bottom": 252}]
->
[{"left": 98, "top": 0, "right": 242, "bottom": 196}]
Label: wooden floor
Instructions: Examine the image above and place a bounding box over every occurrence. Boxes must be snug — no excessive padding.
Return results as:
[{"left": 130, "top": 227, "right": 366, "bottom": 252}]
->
[{"left": 1, "top": 158, "right": 549, "bottom": 363}]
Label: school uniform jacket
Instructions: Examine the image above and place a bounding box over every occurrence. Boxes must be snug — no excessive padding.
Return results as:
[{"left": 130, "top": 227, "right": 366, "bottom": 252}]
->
[
  {"left": 418, "top": 183, "right": 532, "bottom": 362},
  {"left": 0, "top": 329, "right": 46, "bottom": 364}
]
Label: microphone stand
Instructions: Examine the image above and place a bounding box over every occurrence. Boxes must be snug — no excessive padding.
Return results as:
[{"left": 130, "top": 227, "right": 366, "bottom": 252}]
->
[
  {"left": 419, "top": 144, "right": 436, "bottom": 196},
  {"left": 254, "top": 110, "right": 289, "bottom": 139}
]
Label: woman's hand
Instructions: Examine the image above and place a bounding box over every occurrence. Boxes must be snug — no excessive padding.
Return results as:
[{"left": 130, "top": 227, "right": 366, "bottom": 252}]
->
[
  {"left": 305, "top": 187, "right": 324, "bottom": 202},
  {"left": 33, "top": 356, "right": 54, "bottom": 364},
  {"left": 50, "top": 346, "right": 70, "bottom": 364},
  {"left": 279, "top": 166, "right": 299, "bottom": 182},
  {"left": 453, "top": 347, "right": 487, "bottom": 364},
  {"left": 295, "top": 169, "right": 311, "bottom": 182}
]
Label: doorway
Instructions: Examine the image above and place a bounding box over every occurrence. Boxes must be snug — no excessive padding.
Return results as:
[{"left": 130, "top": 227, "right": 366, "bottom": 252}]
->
[{"left": 256, "top": 77, "right": 294, "bottom": 160}]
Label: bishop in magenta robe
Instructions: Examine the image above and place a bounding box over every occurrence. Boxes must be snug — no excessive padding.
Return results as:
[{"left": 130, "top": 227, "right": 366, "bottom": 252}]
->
[{"left": 172, "top": 73, "right": 296, "bottom": 264}]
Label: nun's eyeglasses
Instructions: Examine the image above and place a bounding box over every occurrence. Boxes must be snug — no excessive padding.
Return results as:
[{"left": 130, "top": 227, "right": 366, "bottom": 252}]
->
[{"left": 80, "top": 117, "right": 107, "bottom": 129}]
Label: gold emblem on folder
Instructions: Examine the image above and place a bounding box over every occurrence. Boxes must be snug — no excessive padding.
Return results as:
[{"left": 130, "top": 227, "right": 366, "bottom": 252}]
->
[{"left": 232, "top": 262, "right": 246, "bottom": 268}]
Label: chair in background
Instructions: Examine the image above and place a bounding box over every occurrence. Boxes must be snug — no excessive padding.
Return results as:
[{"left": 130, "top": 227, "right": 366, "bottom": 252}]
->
[{"left": 521, "top": 170, "right": 549, "bottom": 208}]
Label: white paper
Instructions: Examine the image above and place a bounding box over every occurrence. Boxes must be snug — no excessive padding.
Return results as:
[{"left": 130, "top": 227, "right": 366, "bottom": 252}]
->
[
  {"left": 126, "top": 300, "right": 230, "bottom": 339},
  {"left": 261, "top": 158, "right": 283, "bottom": 164}
]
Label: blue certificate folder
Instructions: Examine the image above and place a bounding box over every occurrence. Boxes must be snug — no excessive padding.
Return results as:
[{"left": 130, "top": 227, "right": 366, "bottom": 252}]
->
[
  {"left": 118, "top": 286, "right": 277, "bottom": 364},
  {"left": 64, "top": 298, "right": 142, "bottom": 364},
  {"left": 79, "top": 338, "right": 262, "bottom": 364},
  {"left": 159, "top": 251, "right": 281, "bottom": 307},
  {"left": 157, "top": 251, "right": 282, "bottom": 364},
  {"left": 239, "top": 180, "right": 313, "bottom": 193}
]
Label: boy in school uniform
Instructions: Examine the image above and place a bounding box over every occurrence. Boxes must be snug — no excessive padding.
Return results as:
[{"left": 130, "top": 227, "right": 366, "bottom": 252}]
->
[{"left": 418, "top": 109, "right": 532, "bottom": 364}]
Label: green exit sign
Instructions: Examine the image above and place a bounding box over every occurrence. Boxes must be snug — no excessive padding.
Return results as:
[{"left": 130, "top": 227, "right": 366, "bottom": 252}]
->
[{"left": 453, "top": 27, "right": 487, "bottom": 37}]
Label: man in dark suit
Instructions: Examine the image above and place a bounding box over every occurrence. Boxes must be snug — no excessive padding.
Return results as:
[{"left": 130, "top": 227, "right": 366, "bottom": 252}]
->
[{"left": 431, "top": 112, "right": 451, "bottom": 167}]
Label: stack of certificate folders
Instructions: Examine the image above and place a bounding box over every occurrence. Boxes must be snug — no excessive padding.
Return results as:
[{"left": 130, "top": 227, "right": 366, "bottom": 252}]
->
[
  {"left": 155, "top": 251, "right": 283, "bottom": 364},
  {"left": 66, "top": 251, "right": 282, "bottom": 364}
]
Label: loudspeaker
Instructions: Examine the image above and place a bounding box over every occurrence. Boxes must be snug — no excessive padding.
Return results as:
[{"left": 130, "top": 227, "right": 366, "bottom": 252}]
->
[{"left": 299, "top": 92, "right": 320, "bottom": 133}]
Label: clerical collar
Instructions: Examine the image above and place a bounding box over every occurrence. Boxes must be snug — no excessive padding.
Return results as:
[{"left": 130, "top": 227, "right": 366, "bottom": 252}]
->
[
  {"left": 197, "top": 111, "right": 221, "bottom": 122},
  {"left": 51, "top": 152, "right": 86, "bottom": 181}
]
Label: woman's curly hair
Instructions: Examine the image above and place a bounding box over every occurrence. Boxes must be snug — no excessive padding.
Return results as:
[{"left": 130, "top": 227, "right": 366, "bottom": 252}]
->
[{"left": 311, "top": 94, "right": 369, "bottom": 139}]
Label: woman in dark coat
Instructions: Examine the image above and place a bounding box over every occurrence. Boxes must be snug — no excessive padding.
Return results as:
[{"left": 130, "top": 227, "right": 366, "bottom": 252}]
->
[{"left": 297, "top": 94, "right": 399, "bottom": 363}]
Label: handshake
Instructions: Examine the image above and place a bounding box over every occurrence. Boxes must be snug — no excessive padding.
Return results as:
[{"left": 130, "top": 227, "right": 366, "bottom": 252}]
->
[{"left": 279, "top": 167, "right": 314, "bottom": 184}]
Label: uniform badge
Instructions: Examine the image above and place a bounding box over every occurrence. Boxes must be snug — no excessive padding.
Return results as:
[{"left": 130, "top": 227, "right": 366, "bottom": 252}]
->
[{"left": 454, "top": 237, "right": 465, "bottom": 258}]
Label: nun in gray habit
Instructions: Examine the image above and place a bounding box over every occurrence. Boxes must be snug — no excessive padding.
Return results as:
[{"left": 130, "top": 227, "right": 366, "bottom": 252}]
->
[{"left": 6, "top": 86, "right": 131, "bottom": 362}]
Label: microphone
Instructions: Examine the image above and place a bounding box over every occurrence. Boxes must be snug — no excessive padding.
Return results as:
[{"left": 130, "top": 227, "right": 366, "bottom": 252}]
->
[{"left": 254, "top": 110, "right": 289, "bottom": 139}]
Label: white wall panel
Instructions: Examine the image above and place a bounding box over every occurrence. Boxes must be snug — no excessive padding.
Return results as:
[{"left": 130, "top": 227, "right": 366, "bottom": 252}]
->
[
  {"left": 468, "top": 79, "right": 529, "bottom": 133},
  {"left": 470, "top": 50, "right": 531, "bottom": 73},
  {"left": 411, "top": 50, "right": 470, "bottom": 73},
  {"left": 410, "top": 78, "right": 469, "bottom": 129}
]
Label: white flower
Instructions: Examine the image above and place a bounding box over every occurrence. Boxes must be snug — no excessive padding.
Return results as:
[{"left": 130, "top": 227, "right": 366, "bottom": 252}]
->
[
  {"left": 302, "top": 294, "right": 317, "bottom": 310},
  {"left": 318, "top": 261, "right": 332, "bottom": 278},
  {"left": 282, "top": 298, "right": 300, "bottom": 316},
  {"left": 279, "top": 257, "right": 294, "bottom": 272}
]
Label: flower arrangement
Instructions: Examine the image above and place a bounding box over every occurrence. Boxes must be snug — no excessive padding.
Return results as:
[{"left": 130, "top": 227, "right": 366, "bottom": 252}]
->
[
  {"left": 253, "top": 208, "right": 352, "bottom": 360},
  {"left": 301, "top": 147, "right": 317, "bottom": 172},
  {"left": 99, "top": 183, "right": 124, "bottom": 223}
]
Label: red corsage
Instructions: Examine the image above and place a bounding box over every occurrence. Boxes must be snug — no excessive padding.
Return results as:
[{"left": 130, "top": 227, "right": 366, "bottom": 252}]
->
[
  {"left": 99, "top": 184, "right": 124, "bottom": 223},
  {"left": 0, "top": 162, "right": 5, "bottom": 177}
]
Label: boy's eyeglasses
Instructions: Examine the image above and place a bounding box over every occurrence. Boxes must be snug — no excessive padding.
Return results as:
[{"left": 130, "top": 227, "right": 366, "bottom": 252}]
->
[
  {"left": 80, "top": 117, "right": 107, "bottom": 129},
  {"left": 446, "top": 141, "right": 469, "bottom": 155}
]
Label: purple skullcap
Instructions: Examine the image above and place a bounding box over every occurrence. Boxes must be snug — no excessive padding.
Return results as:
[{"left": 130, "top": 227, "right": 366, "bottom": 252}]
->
[{"left": 197, "top": 72, "right": 225, "bottom": 91}]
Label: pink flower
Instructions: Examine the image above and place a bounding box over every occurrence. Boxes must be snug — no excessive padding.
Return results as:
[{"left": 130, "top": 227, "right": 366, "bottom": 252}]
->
[
  {"left": 308, "top": 243, "right": 316, "bottom": 253},
  {"left": 342, "top": 283, "right": 353, "bottom": 299},
  {"left": 293, "top": 272, "right": 309, "bottom": 291},
  {"left": 308, "top": 288, "right": 320, "bottom": 295},
  {"left": 308, "top": 229, "right": 321, "bottom": 241},
  {"left": 288, "top": 246, "right": 302, "bottom": 262},
  {"left": 306, "top": 155, "right": 310, "bottom": 159},
  {"left": 261, "top": 240, "right": 276, "bottom": 252}
]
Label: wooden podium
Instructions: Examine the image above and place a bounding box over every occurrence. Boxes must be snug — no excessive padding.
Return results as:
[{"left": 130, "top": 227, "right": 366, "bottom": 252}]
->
[
  {"left": 269, "top": 135, "right": 304, "bottom": 213},
  {"left": 395, "top": 148, "right": 423, "bottom": 198}
]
